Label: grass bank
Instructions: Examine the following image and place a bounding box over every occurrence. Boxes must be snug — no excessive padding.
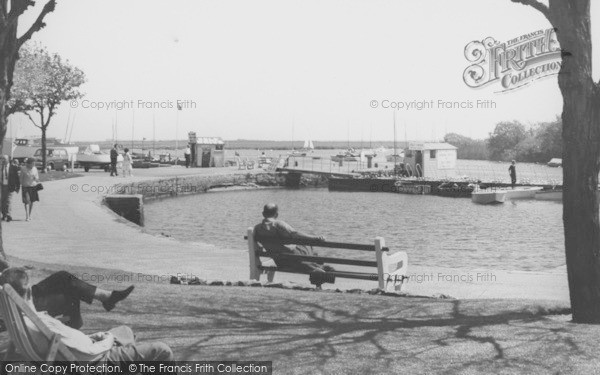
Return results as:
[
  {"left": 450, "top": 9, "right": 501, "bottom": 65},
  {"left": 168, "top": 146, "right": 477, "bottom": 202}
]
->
[{"left": 1, "top": 257, "right": 592, "bottom": 374}]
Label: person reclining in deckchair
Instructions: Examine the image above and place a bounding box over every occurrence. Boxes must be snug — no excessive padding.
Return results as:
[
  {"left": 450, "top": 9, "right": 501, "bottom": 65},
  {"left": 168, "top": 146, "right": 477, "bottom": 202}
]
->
[
  {"left": 0, "top": 267, "right": 174, "bottom": 364},
  {"left": 253, "top": 203, "right": 335, "bottom": 288},
  {"left": 0, "top": 259, "right": 133, "bottom": 329}
]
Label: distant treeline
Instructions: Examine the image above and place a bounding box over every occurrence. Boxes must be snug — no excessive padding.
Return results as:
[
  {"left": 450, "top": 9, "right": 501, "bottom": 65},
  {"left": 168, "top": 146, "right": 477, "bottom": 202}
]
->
[{"left": 444, "top": 117, "right": 562, "bottom": 163}]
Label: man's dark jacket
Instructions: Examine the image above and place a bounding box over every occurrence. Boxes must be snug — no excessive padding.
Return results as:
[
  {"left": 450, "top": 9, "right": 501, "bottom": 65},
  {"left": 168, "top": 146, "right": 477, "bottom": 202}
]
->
[{"left": 7, "top": 164, "right": 20, "bottom": 193}]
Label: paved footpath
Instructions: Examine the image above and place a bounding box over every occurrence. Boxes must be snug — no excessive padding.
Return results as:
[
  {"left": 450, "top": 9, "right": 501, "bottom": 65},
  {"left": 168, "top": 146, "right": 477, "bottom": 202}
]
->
[
  {"left": 4, "top": 167, "right": 253, "bottom": 282},
  {"left": 3, "top": 166, "right": 570, "bottom": 301}
]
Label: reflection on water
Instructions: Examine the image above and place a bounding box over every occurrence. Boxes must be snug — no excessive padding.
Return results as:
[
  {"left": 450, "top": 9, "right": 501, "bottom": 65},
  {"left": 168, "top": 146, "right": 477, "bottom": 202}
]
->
[{"left": 144, "top": 189, "right": 564, "bottom": 272}]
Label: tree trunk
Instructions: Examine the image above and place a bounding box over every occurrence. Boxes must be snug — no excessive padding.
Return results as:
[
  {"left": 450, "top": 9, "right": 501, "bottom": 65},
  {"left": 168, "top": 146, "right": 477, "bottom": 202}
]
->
[
  {"left": 0, "top": 0, "right": 56, "bottom": 262},
  {"left": 551, "top": 0, "right": 600, "bottom": 323},
  {"left": 0, "top": 113, "right": 6, "bottom": 260},
  {"left": 41, "top": 125, "right": 47, "bottom": 172},
  {"left": 0, "top": 25, "right": 18, "bottom": 262}
]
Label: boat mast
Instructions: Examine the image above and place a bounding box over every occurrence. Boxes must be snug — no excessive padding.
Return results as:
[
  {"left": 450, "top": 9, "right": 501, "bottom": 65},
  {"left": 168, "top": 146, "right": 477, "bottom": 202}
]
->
[
  {"left": 131, "top": 107, "right": 135, "bottom": 150},
  {"left": 393, "top": 112, "right": 397, "bottom": 176},
  {"left": 347, "top": 122, "right": 350, "bottom": 150},
  {"left": 114, "top": 110, "right": 118, "bottom": 143}
]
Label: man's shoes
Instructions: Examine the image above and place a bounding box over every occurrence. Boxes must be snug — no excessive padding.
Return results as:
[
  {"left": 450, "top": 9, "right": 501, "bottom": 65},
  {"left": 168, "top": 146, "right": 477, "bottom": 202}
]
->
[
  {"left": 102, "top": 285, "right": 135, "bottom": 311},
  {"left": 309, "top": 269, "right": 336, "bottom": 286},
  {"left": 6, "top": 215, "right": 12, "bottom": 222}
]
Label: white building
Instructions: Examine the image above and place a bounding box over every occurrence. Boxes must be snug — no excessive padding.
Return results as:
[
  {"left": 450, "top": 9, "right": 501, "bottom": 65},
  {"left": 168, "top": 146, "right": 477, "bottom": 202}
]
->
[{"left": 403, "top": 142, "right": 457, "bottom": 179}]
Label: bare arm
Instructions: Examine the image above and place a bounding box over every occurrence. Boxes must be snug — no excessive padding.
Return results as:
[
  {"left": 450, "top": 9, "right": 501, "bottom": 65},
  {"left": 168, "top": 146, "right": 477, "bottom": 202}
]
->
[
  {"left": 274, "top": 220, "right": 326, "bottom": 242},
  {"left": 289, "top": 230, "right": 324, "bottom": 242}
]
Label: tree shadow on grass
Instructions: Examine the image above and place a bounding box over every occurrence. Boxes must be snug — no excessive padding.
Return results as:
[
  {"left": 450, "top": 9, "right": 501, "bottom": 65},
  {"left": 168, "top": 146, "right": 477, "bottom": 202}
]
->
[{"left": 106, "top": 287, "right": 590, "bottom": 374}]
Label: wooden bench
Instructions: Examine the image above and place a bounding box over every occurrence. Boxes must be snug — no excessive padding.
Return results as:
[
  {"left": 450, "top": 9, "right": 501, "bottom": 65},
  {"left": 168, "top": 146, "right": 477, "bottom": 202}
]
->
[{"left": 246, "top": 227, "right": 408, "bottom": 292}]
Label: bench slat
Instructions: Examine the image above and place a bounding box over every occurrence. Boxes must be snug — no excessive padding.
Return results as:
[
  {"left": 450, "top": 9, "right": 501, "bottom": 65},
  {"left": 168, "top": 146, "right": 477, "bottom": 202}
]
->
[
  {"left": 245, "top": 236, "right": 389, "bottom": 252},
  {"left": 261, "top": 253, "right": 378, "bottom": 267}
]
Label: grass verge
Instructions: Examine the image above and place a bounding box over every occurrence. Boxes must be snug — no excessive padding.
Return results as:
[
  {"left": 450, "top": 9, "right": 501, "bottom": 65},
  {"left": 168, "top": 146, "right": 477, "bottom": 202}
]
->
[{"left": 1, "top": 257, "right": 592, "bottom": 375}]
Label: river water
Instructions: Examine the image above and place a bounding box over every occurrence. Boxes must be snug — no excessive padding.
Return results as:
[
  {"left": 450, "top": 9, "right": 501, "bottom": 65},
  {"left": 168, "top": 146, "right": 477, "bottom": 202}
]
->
[{"left": 144, "top": 188, "right": 565, "bottom": 272}]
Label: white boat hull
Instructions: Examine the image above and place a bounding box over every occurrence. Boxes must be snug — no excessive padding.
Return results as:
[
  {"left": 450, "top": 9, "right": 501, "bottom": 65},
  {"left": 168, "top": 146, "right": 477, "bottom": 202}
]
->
[
  {"left": 504, "top": 186, "right": 543, "bottom": 200},
  {"left": 535, "top": 190, "right": 562, "bottom": 201},
  {"left": 472, "top": 191, "right": 506, "bottom": 205},
  {"left": 77, "top": 153, "right": 111, "bottom": 164}
]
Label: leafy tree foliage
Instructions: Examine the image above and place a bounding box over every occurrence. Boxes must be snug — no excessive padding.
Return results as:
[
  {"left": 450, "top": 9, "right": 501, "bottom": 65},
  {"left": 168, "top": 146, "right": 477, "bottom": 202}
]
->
[
  {"left": 487, "top": 121, "right": 527, "bottom": 161},
  {"left": 443, "top": 133, "right": 488, "bottom": 160},
  {"left": 9, "top": 44, "right": 85, "bottom": 170}
]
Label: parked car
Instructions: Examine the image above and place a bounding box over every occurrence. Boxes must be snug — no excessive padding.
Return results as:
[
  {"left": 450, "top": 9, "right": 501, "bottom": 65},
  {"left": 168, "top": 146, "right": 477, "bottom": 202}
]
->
[{"left": 33, "top": 148, "right": 72, "bottom": 171}]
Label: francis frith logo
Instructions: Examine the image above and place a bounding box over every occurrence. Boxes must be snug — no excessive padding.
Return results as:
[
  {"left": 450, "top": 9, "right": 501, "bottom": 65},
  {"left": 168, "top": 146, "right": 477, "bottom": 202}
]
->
[{"left": 463, "top": 28, "right": 561, "bottom": 92}]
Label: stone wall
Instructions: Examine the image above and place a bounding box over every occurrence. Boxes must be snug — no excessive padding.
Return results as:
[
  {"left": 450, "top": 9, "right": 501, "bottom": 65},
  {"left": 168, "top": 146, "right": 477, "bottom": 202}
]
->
[{"left": 103, "top": 172, "right": 328, "bottom": 224}]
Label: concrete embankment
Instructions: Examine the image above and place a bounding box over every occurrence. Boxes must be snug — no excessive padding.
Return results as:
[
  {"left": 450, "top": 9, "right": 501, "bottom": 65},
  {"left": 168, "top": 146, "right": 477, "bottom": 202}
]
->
[
  {"left": 103, "top": 172, "right": 327, "bottom": 224},
  {"left": 109, "top": 171, "right": 327, "bottom": 200}
]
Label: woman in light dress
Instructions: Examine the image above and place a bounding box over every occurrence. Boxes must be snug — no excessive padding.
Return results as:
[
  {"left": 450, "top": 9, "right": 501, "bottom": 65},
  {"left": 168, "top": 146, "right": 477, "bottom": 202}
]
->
[
  {"left": 122, "top": 148, "right": 133, "bottom": 177},
  {"left": 19, "top": 158, "right": 40, "bottom": 221}
]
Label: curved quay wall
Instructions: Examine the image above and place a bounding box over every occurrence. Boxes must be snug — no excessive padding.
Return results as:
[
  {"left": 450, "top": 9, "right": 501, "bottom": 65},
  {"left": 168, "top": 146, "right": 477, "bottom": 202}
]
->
[{"left": 103, "top": 172, "right": 328, "bottom": 225}]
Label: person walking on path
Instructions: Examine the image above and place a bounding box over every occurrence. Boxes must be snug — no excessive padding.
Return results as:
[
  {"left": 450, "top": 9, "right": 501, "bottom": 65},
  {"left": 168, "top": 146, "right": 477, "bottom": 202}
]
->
[
  {"left": 184, "top": 145, "right": 191, "bottom": 168},
  {"left": 508, "top": 160, "right": 517, "bottom": 189},
  {"left": 19, "top": 158, "right": 40, "bottom": 221},
  {"left": 0, "top": 155, "right": 20, "bottom": 222},
  {"left": 122, "top": 148, "right": 133, "bottom": 178},
  {"left": 110, "top": 144, "right": 119, "bottom": 176}
]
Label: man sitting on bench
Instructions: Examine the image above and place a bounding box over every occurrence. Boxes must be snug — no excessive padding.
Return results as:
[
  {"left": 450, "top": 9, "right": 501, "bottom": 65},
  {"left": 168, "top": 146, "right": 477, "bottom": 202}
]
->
[{"left": 253, "top": 203, "right": 335, "bottom": 287}]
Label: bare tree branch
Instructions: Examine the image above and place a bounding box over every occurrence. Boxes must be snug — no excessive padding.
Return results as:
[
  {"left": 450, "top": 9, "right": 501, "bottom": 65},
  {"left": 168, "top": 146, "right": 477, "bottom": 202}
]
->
[
  {"left": 510, "top": 0, "right": 551, "bottom": 22},
  {"left": 24, "top": 111, "right": 40, "bottom": 129},
  {"left": 17, "top": 0, "right": 56, "bottom": 48},
  {"left": 6, "top": 0, "right": 35, "bottom": 27}
]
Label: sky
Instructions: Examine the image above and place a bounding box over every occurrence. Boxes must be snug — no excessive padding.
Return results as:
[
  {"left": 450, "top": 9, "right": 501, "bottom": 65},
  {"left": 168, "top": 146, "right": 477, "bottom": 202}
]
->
[{"left": 8, "top": 0, "right": 600, "bottom": 142}]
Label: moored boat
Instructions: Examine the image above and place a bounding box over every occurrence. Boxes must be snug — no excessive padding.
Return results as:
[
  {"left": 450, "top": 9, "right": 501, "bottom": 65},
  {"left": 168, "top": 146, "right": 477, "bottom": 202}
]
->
[
  {"left": 535, "top": 190, "right": 562, "bottom": 201},
  {"left": 471, "top": 190, "right": 506, "bottom": 204},
  {"left": 330, "top": 149, "right": 360, "bottom": 162},
  {"left": 547, "top": 158, "right": 562, "bottom": 167},
  {"left": 504, "top": 186, "right": 543, "bottom": 200}
]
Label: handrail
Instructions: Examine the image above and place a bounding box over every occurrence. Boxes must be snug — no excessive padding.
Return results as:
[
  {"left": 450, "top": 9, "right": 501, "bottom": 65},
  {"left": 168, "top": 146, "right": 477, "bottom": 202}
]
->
[{"left": 243, "top": 236, "right": 389, "bottom": 252}]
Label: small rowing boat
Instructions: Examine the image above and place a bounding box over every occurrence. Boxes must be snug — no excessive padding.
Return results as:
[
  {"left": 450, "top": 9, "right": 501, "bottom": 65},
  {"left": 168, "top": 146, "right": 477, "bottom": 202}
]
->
[{"left": 471, "top": 190, "right": 506, "bottom": 204}]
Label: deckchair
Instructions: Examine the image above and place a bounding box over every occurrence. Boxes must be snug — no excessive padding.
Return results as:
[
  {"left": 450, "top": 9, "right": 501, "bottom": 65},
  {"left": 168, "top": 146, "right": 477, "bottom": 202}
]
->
[{"left": 0, "top": 284, "right": 78, "bottom": 362}]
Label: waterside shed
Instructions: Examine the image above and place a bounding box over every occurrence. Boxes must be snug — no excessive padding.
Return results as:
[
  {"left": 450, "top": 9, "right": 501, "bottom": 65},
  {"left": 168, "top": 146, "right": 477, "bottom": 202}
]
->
[
  {"left": 188, "top": 132, "right": 225, "bottom": 167},
  {"left": 403, "top": 142, "right": 457, "bottom": 178}
]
